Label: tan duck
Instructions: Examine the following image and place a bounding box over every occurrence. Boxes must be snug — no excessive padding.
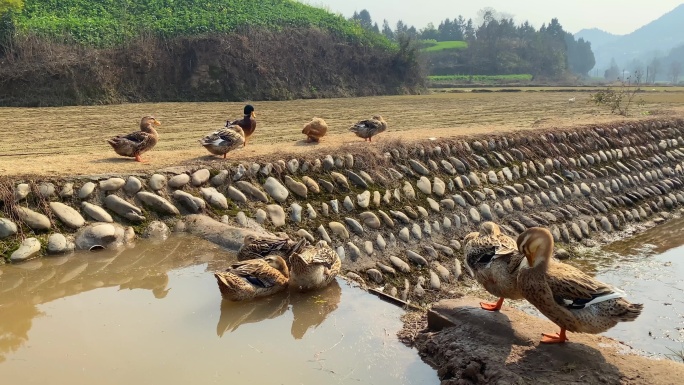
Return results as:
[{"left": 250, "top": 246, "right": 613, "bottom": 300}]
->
[
  {"left": 288, "top": 239, "right": 341, "bottom": 291},
  {"left": 517, "top": 227, "right": 643, "bottom": 344},
  {"left": 199, "top": 124, "right": 245, "bottom": 158},
  {"left": 302, "top": 117, "right": 328, "bottom": 142},
  {"left": 349, "top": 115, "right": 387, "bottom": 142},
  {"left": 236, "top": 234, "right": 300, "bottom": 262},
  {"left": 227, "top": 104, "right": 256, "bottom": 147},
  {"left": 107, "top": 116, "right": 161, "bottom": 162},
  {"left": 463, "top": 222, "right": 525, "bottom": 311},
  {"left": 214, "top": 255, "right": 289, "bottom": 301}
]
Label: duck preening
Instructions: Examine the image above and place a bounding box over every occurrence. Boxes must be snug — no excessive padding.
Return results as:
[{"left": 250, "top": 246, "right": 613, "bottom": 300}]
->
[
  {"left": 349, "top": 115, "right": 387, "bottom": 142},
  {"left": 236, "top": 234, "right": 300, "bottom": 262},
  {"left": 302, "top": 117, "right": 328, "bottom": 142},
  {"left": 463, "top": 222, "right": 525, "bottom": 311},
  {"left": 517, "top": 227, "right": 643, "bottom": 344},
  {"left": 288, "top": 239, "right": 341, "bottom": 291},
  {"left": 107, "top": 116, "right": 161, "bottom": 163},
  {"left": 214, "top": 255, "right": 290, "bottom": 301}
]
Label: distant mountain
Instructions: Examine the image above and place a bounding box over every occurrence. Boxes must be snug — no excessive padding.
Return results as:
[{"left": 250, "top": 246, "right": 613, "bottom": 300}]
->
[
  {"left": 574, "top": 28, "right": 620, "bottom": 49},
  {"left": 580, "top": 4, "right": 684, "bottom": 71}
]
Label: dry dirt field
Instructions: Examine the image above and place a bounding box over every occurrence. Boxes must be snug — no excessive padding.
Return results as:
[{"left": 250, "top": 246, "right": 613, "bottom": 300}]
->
[{"left": 1, "top": 90, "right": 683, "bottom": 177}]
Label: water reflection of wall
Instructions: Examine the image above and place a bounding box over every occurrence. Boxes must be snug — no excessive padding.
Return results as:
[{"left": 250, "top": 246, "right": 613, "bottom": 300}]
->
[
  {"left": 0, "top": 235, "right": 226, "bottom": 363},
  {"left": 215, "top": 280, "right": 342, "bottom": 340}
]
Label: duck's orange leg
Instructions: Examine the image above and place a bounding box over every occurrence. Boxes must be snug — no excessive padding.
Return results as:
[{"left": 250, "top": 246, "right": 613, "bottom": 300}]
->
[
  {"left": 480, "top": 297, "right": 505, "bottom": 311},
  {"left": 134, "top": 155, "right": 148, "bottom": 163},
  {"left": 541, "top": 328, "right": 568, "bottom": 344}
]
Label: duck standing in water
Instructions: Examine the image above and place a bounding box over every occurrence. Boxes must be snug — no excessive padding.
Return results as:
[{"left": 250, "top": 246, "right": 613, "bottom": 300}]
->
[
  {"left": 107, "top": 116, "right": 161, "bottom": 163},
  {"left": 517, "top": 227, "right": 643, "bottom": 344},
  {"left": 463, "top": 222, "right": 525, "bottom": 311},
  {"left": 236, "top": 234, "right": 301, "bottom": 262},
  {"left": 288, "top": 239, "right": 341, "bottom": 291},
  {"left": 227, "top": 104, "right": 256, "bottom": 147},
  {"left": 214, "top": 255, "right": 289, "bottom": 301},
  {"left": 349, "top": 115, "right": 387, "bottom": 142}
]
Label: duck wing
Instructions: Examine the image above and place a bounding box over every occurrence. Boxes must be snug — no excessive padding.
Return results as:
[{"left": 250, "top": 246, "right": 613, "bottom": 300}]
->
[
  {"left": 200, "top": 128, "right": 245, "bottom": 148},
  {"left": 349, "top": 118, "right": 383, "bottom": 137},
  {"left": 546, "top": 262, "right": 619, "bottom": 308},
  {"left": 226, "top": 260, "right": 279, "bottom": 288}
]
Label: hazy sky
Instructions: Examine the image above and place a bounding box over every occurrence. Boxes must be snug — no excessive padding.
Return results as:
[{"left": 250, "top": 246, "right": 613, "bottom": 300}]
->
[{"left": 301, "top": 0, "right": 683, "bottom": 35}]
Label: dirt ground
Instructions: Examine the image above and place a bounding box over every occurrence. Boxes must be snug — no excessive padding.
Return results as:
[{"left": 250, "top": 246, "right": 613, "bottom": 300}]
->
[
  {"left": 2, "top": 91, "right": 683, "bottom": 177},
  {"left": 414, "top": 297, "right": 684, "bottom": 385}
]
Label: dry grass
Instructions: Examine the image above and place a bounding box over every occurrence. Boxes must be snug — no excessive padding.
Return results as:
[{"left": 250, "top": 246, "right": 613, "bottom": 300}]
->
[{"left": 1, "top": 91, "right": 683, "bottom": 176}]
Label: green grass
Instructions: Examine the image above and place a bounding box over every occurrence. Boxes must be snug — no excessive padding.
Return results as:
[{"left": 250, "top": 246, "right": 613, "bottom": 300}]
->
[
  {"left": 422, "top": 40, "right": 468, "bottom": 52},
  {"left": 429, "top": 74, "right": 533, "bottom": 83},
  {"left": 10, "top": 0, "right": 391, "bottom": 47}
]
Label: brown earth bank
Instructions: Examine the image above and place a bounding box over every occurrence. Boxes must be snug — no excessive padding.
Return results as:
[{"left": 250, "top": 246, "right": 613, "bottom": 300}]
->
[
  {"left": 0, "top": 27, "right": 424, "bottom": 107},
  {"left": 414, "top": 298, "right": 684, "bottom": 385},
  {"left": 3, "top": 114, "right": 684, "bottom": 382},
  {"left": 1, "top": 91, "right": 683, "bottom": 177}
]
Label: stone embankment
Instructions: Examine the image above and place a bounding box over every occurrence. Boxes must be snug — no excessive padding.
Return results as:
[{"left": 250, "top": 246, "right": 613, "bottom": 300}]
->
[{"left": 2, "top": 118, "right": 684, "bottom": 305}]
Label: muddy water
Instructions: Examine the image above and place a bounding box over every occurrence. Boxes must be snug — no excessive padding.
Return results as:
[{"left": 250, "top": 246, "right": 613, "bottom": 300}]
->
[
  {"left": 598, "top": 218, "right": 684, "bottom": 359},
  {"left": 0, "top": 235, "right": 437, "bottom": 384}
]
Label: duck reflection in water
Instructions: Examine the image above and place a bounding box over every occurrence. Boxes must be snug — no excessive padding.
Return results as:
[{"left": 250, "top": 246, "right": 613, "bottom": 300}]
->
[{"left": 216, "top": 279, "right": 342, "bottom": 339}]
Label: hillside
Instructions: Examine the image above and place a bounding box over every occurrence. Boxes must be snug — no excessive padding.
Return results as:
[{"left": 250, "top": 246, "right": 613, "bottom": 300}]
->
[
  {"left": 573, "top": 28, "right": 619, "bottom": 49},
  {"left": 0, "top": 0, "right": 424, "bottom": 106},
  {"left": 587, "top": 4, "right": 684, "bottom": 70},
  {"left": 10, "top": 0, "right": 386, "bottom": 47}
]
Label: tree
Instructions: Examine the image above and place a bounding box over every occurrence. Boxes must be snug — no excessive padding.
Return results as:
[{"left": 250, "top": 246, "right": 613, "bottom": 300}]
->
[
  {"left": 629, "top": 59, "right": 645, "bottom": 77},
  {"left": 350, "top": 9, "right": 374, "bottom": 32},
  {"left": 604, "top": 58, "right": 620, "bottom": 80},
  {"left": 647, "top": 56, "right": 661, "bottom": 83},
  {"left": 420, "top": 22, "right": 439, "bottom": 41},
  {"left": 0, "top": 0, "right": 22, "bottom": 16},
  {"left": 0, "top": 0, "right": 21, "bottom": 55},
  {"left": 381, "top": 19, "right": 394, "bottom": 40},
  {"left": 565, "top": 35, "right": 595, "bottom": 76},
  {"left": 670, "top": 61, "right": 682, "bottom": 84}
]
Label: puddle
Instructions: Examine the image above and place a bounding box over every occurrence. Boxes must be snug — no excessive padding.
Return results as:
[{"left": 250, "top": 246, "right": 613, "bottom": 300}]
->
[{"left": 0, "top": 235, "right": 438, "bottom": 384}]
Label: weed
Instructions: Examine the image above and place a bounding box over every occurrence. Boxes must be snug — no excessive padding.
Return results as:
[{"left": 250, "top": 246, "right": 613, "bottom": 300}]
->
[{"left": 589, "top": 73, "right": 645, "bottom": 116}]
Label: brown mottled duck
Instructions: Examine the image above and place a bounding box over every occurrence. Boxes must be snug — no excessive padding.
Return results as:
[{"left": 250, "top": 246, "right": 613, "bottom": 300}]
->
[
  {"left": 107, "top": 116, "right": 161, "bottom": 163},
  {"left": 214, "top": 255, "right": 289, "bottom": 301},
  {"left": 349, "top": 115, "right": 387, "bottom": 142},
  {"left": 463, "top": 221, "right": 525, "bottom": 311},
  {"left": 517, "top": 227, "right": 643, "bottom": 344},
  {"left": 199, "top": 124, "right": 245, "bottom": 158},
  {"left": 302, "top": 117, "right": 328, "bottom": 142}
]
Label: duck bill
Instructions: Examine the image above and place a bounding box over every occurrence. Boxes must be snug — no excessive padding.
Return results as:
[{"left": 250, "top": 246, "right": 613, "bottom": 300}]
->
[{"left": 153, "top": 119, "right": 162, "bottom": 126}]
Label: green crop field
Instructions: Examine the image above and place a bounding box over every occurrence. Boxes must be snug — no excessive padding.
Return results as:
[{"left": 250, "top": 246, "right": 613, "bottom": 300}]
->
[
  {"left": 422, "top": 40, "right": 468, "bottom": 52},
  {"left": 9, "top": 0, "right": 390, "bottom": 47},
  {"left": 429, "top": 74, "right": 534, "bottom": 82}
]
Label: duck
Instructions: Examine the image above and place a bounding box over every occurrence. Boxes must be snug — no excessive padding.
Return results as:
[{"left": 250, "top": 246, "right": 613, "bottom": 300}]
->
[
  {"left": 199, "top": 124, "right": 245, "bottom": 158},
  {"left": 516, "top": 227, "right": 643, "bottom": 344},
  {"left": 107, "top": 116, "right": 161, "bottom": 163},
  {"left": 463, "top": 222, "right": 526, "bottom": 311},
  {"left": 236, "top": 234, "right": 301, "bottom": 262},
  {"left": 349, "top": 115, "right": 387, "bottom": 142},
  {"left": 227, "top": 104, "right": 256, "bottom": 147},
  {"left": 288, "top": 239, "right": 341, "bottom": 291},
  {"left": 301, "top": 117, "right": 328, "bottom": 142},
  {"left": 213, "top": 255, "right": 289, "bottom": 301}
]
